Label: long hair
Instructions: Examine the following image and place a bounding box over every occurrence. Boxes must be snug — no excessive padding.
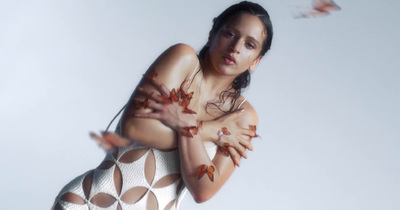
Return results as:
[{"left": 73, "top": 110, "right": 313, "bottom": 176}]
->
[{"left": 198, "top": 1, "right": 273, "bottom": 113}]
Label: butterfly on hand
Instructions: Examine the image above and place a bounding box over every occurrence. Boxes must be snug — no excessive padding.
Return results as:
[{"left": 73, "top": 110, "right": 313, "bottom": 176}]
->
[
  {"left": 218, "top": 143, "right": 232, "bottom": 157},
  {"left": 161, "top": 88, "right": 179, "bottom": 104},
  {"left": 221, "top": 127, "right": 231, "bottom": 135},
  {"left": 179, "top": 89, "right": 194, "bottom": 108},
  {"left": 182, "top": 126, "right": 199, "bottom": 138},
  {"left": 133, "top": 98, "right": 149, "bottom": 109},
  {"left": 198, "top": 164, "right": 215, "bottom": 182},
  {"left": 249, "top": 125, "right": 259, "bottom": 138}
]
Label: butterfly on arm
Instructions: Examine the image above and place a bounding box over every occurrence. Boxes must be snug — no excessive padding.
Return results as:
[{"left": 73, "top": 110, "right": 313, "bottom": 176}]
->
[{"left": 197, "top": 164, "right": 215, "bottom": 182}]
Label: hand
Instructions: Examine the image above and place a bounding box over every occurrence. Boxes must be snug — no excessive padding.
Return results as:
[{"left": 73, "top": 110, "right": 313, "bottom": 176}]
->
[
  {"left": 134, "top": 79, "right": 197, "bottom": 132},
  {"left": 90, "top": 132, "right": 132, "bottom": 152},
  {"left": 213, "top": 110, "right": 257, "bottom": 164}
]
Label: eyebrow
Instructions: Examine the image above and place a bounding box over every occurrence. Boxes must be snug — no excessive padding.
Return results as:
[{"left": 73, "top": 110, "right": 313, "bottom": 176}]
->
[{"left": 228, "top": 27, "right": 262, "bottom": 48}]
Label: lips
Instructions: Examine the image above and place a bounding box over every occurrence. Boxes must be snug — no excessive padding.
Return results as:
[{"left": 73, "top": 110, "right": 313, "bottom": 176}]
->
[{"left": 222, "top": 54, "right": 236, "bottom": 65}]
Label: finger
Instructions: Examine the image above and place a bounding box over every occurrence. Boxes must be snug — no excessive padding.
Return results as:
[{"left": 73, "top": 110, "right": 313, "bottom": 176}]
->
[
  {"left": 234, "top": 143, "right": 247, "bottom": 159},
  {"left": 228, "top": 147, "right": 241, "bottom": 167},
  {"left": 239, "top": 136, "right": 254, "bottom": 151},
  {"left": 136, "top": 88, "right": 164, "bottom": 103},
  {"left": 159, "top": 84, "right": 171, "bottom": 97},
  {"left": 146, "top": 77, "right": 170, "bottom": 96},
  {"left": 102, "top": 132, "right": 131, "bottom": 147},
  {"left": 241, "top": 127, "right": 256, "bottom": 138},
  {"left": 145, "top": 98, "right": 164, "bottom": 110},
  {"left": 90, "top": 132, "right": 113, "bottom": 150},
  {"left": 134, "top": 112, "right": 162, "bottom": 120}
]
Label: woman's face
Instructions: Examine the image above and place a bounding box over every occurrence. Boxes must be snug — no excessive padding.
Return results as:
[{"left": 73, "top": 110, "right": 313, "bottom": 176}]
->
[{"left": 207, "top": 13, "right": 266, "bottom": 76}]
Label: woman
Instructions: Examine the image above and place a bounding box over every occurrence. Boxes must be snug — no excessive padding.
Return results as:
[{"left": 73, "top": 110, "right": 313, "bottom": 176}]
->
[{"left": 52, "top": 1, "right": 273, "bottom": 209}]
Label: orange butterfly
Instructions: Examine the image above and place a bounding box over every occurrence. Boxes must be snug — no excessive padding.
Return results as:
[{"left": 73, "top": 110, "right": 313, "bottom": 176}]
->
[
  {"left": 133, "top": 98, "right": 149, "bottom": 109},
  {"left": 198, "top": 164, "right": 215, "bottom": 182},
  {"left": 182, "top": 126, "right": 199, "bottom": 137},
  {"left": 218, "top": 143, "right": 232, "bottom": 157},
  {"left": 182, "top": 108, "right": 196, "bottom": 114},
  {"left": 182, "top": 129, "right": 193, "bottom": 137},
  {"left": 179, "top": 89, "right": 193, "bottom": 100},
  {"left": 293, "top": 0, "right": 341, "bottom": 19},
  {"left": 160, "top": 96, "right": 172, "bottom": 104},
  {"left": 150, "top": 70, "right": 158, "bottom": 78},
  {"left": 160, "top": 88, "right": 179, "bottom": 104},
  {"left": 179, "top": 89, "right": 194, "bottom": 108},
  {"left": 249, "top": 125, "right": 259, "bottom": 138},
  {"left": 221, "top": 127, "right": 231, "bottom": 135},
  {"left": 170, "top": 88, "right": 179, "bottom": 102}
]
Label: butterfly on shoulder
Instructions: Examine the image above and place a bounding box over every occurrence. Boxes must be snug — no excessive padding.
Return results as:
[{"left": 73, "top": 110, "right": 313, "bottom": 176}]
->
[
  {"left": 249, "top": 125, "right": 259, "bottom": 138},
  {"left": 160, "top": 88, "right": 179, "bottom": 104},
  {"left": 198, "top": 164, "right": 215, "bottom": 182},
  {"left": 149, "top": 70, "right": 158, "bottom": 79},
  {"left": 133, "top": 98, "right": 149, "bottom": 109}
]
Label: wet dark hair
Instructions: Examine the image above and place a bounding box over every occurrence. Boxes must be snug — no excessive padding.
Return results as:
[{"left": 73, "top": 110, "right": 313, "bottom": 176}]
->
[{"left": 198, "top": 1, "right": 273, "bottom": 113}]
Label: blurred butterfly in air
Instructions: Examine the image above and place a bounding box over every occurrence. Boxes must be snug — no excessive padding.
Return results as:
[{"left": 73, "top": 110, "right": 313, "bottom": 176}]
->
[
  {"left": 293, "top": 0, "right": 341, "bottom": 19},
  {"left": 198, "top": 164, "right": 215, "bottom": 182}
]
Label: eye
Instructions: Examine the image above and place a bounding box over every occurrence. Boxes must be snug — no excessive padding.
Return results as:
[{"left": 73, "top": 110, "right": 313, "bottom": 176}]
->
[
  {"left": 246, "top": 42, "right": 255, "bottom": 49},
  {"left": 224, "top": 30, "right": 235, "bottom": 38}
]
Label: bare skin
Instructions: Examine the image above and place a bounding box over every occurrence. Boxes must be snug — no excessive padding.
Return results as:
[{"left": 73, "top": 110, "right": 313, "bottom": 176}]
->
[{"left": 93, "top": 13, "right": 265, "bottom": 203}]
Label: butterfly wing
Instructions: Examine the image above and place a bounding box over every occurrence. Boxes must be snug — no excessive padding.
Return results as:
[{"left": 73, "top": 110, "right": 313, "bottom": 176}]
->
[
  {"left": 182, "top": 128, "right": 193, "bottom": 137},
  {"left": 189, "top": 126, "right": 198, "bottom": 135},
  {"left": 170, "top": 88, "right": 179, "bottom": 102},
  {"left": 142, "top": 98, "right": 149, "bottom": 108},
  {"left": 249, "top": 125, "right": 259, "bottom": 137},
  {"left": 218, "top": 146, "right": 229, "bottom": 157},
  {"left": 182, "top": 108, "right": 196, "bottom": 114},
  {"left": 198, "top": 164, "right": 207, "bottom": 180},
  {"left": 221, "top": 127, "right": 231, "bottom": 135},
  {"left": 206, "top": 165, "right": 215, "bottom": 182},
  {"left": 150, "top": 70, "right": 158, "bottom": 78}
]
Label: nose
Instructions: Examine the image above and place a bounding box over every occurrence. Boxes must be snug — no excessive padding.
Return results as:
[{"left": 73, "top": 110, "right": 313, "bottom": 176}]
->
[{"left": 228, "top": 40, "right": 240, "bottom": 54}]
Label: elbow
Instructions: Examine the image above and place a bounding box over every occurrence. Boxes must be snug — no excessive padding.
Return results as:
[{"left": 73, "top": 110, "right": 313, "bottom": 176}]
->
[
  {"left": 192, "top": 191, "right": 213, "bottom": 203},
  {"left": 193, "top": 195, "right": 209, "bottom": 204}
]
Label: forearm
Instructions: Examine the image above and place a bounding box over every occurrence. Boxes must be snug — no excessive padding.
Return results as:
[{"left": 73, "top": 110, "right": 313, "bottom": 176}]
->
[
  {"left": 178, "top": 129, "right": 234, "bottom": 203},
  {"left": 198, "top": 120, "right": 220, "bottom": 143}
]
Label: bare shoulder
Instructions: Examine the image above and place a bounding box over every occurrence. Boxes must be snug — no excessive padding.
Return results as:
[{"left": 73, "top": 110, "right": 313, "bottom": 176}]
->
[
  {"left": 167, "top": 43, "right": 198, "bottom": 58},
  {"left": 238, "top": 99, "right": 258, "bottom": 126},
  {"left": 149, "top": 43, "right": 199, "bottom": 89}
]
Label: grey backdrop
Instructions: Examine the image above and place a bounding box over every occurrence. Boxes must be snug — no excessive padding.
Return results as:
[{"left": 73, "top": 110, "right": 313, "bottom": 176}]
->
[{"left": 1, "top": 0, "right": 399, "bottom": 209}]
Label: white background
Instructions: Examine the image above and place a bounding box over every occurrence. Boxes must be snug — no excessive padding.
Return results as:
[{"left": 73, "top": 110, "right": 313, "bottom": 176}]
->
[{"left": 1, "top": 0, "right": 399, "bottom": 209}]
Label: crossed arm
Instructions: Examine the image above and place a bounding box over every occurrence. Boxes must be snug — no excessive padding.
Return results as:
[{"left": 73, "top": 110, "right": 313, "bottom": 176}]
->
[{"left": 92, "top": 44, "right": 259, "bottom": 202}]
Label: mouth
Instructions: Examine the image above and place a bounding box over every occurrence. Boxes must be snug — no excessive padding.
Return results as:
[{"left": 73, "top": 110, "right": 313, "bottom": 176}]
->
[{"left": 222, "top": 55, "right": 236, "bottom": 65}]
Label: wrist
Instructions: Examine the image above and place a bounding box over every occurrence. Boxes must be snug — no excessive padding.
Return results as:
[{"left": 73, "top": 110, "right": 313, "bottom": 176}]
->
[
  {"left": 199, "top": 120, "right": 220, "bottom": 142},
  {"left": 179, "top": 120, "right": 202, "bottom": 138}
]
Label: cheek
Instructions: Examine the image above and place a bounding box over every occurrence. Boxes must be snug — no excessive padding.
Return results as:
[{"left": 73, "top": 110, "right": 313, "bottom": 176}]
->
[{"left": 242, "top": 53, "right": 257, "bottom": 67}]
